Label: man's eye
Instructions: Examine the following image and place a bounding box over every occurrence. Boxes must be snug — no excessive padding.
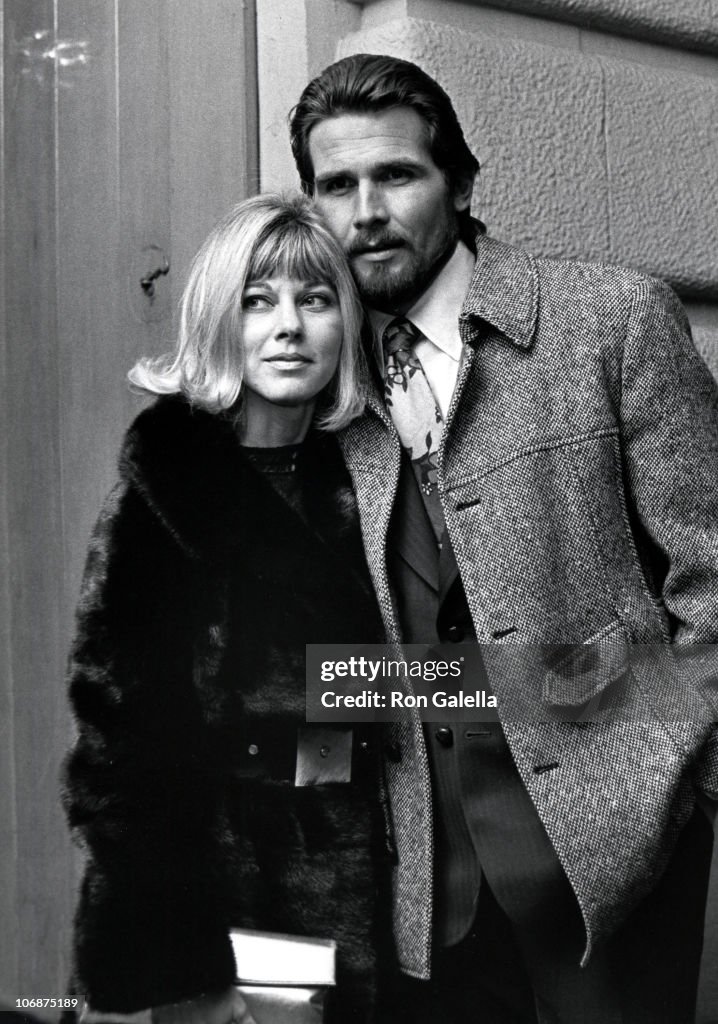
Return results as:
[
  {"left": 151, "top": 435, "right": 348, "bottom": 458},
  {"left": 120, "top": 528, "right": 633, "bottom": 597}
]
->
[
  {"left": 322, "top": 177, "right": 353, "bottom": 196},
  {"left": 383, "top": 167, "right": 412, "bottom": 183}
]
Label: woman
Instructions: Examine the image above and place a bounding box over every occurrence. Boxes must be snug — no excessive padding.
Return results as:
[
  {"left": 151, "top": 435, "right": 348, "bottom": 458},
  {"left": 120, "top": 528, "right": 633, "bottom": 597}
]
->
[{"left": 62, "top": 194, "right": 392, "bottom": 1024}]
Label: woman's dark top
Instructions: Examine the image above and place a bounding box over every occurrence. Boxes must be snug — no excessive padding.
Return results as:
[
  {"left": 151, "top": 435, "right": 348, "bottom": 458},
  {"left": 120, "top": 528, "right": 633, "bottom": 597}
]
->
[{"left": 242, "top": 443, "right": 303, "bottom": 518}]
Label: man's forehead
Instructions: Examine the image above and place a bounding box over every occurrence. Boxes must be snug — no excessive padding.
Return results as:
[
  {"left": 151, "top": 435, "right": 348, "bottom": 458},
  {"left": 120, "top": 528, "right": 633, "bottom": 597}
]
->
[{"left": 309, "top": 108, "right": 432, "bottom": 173}]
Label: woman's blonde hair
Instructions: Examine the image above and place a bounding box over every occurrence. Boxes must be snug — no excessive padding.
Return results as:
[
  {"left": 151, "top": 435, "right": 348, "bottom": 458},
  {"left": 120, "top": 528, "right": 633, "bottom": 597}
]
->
[{"left": 129, "top": 193, "right": 366, "bottom": 431}]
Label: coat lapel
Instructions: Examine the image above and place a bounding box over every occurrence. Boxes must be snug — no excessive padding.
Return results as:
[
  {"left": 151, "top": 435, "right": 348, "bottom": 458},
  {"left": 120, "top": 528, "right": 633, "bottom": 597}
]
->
[{"left": 338, "top": 410, "right": 402, "bottom": 642}]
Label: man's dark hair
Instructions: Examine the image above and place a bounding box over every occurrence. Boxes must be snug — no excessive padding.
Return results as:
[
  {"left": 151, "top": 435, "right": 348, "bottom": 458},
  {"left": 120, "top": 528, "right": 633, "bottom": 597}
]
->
[{"left": 289, "top": 54, "right": 480, "bottom": 223}]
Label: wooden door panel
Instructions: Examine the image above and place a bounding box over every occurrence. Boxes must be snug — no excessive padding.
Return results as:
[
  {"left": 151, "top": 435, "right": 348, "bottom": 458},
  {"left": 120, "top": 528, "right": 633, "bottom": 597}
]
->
[
  {"left": 167, "top": 0, "right": 258, "bottom": 312},
  {"left": 118, "top": 0, "right": 173, "bottom": 338},
  {"left": 1, "top": 0, "right": 257, "bottom": 1013},
  {"left": 2, "top": 0, "right": 70, "bottom": 1005},
  {"left": 57, "top": 0, "right": 126, "bottom": 628}
]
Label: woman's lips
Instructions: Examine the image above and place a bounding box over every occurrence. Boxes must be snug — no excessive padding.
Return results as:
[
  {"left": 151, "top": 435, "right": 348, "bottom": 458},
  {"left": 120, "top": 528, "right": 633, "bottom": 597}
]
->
[{"left": 265, "top": 354, "right": 312, "bottom": 366}]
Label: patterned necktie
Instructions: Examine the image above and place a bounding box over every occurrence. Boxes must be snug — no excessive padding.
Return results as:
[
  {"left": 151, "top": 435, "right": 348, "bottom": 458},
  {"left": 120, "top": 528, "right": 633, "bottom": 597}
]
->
[{"left": 382, "top": 317, "right": 445, "bottom": 541}]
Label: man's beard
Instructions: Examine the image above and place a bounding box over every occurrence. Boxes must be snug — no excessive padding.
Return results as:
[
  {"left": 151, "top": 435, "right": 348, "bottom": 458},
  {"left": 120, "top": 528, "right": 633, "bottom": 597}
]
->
[{"left": 347, "top": 220, "right": 459, "bottom": 311}]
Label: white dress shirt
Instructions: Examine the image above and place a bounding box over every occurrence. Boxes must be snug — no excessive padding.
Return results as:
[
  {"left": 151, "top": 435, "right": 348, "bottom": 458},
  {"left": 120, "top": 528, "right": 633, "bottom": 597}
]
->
[{"left": 368, "top": 240, "right": 476, "bottom": 419}]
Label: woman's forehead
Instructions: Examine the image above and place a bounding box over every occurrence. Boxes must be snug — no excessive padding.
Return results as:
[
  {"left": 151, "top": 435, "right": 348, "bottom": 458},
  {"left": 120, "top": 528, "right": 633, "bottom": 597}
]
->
[
  {"left": 248, "top": 239, "right": 336, "bottom": 283},
  {"left": 244, "top": 273, "right": 337, "bottom": 290}
]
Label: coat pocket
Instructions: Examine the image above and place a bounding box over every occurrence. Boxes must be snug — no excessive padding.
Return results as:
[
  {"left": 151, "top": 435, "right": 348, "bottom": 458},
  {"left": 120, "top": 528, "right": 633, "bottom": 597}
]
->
[{"left": 542, "top": 620, "right": 630, "bottom": 707}]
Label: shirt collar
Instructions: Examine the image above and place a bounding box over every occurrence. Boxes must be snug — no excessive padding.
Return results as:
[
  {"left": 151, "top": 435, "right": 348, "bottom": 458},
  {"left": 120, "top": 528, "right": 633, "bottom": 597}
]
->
[{"left": 368, "top": 240, "right": 475, "bottom": 362}]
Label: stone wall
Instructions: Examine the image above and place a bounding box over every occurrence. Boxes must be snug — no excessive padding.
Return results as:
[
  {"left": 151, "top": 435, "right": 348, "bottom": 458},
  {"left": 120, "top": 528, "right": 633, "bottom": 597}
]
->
[{"left": 478, "top": 0, "right": 718, "bottom": 53}]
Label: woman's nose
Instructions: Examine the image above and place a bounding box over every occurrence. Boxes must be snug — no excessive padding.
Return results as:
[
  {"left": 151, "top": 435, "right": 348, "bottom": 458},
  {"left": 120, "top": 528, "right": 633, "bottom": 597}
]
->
[{"left": 274, "top": 297, "right": 303, "bottom": 339}]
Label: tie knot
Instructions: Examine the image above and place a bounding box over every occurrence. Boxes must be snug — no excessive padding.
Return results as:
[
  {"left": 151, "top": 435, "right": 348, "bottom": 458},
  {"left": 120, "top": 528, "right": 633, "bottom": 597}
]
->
[{"left": 382, "top": 316, "right": 421, "bottom": 357}]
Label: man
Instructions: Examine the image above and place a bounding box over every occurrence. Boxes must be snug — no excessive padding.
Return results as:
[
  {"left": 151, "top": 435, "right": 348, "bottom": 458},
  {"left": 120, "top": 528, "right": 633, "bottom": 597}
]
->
[{"left": 289, "top": 55, "right": 718, "bottom": 1022}]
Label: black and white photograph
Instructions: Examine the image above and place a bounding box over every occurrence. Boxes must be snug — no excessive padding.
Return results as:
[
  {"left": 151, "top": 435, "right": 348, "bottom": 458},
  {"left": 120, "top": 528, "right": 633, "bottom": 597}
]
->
[{"left": 2, "top": 2, "right": 718, "bottom": 1022}]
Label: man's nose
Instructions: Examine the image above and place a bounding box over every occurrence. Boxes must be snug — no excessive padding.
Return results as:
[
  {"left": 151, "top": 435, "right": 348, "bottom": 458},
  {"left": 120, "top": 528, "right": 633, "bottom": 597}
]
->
[{"left": 353, "top": 181, "right": 389, "bottom": 229}]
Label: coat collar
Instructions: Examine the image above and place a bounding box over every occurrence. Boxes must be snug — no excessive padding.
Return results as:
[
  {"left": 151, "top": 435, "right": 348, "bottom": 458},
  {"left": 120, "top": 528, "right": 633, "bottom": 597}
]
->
[{"left": 460, "top": 229, "right": 540, "bottom": 350}]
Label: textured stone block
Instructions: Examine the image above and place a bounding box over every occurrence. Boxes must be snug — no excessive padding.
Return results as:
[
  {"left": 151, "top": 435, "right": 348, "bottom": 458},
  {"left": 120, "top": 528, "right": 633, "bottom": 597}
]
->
[
  {"left": 339, "top": 19, "right": 610, "bottom": 258},
  {"left": 474, "top": 0, "right": 718, "bottom": 54},
  {"left": 338, "top": 17, "right": 718, "bottom": 296},
  {"left": 602, "top": 59, "right": 718, "bottom": 296}
]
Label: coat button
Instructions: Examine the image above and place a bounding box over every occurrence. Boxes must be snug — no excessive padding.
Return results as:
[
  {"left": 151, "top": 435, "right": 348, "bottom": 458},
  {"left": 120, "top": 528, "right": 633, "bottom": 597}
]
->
[
  {"left": 446, "top": 625, "right": 464, "bottom": 642},
  {"left": 320, "top": 745, "right": 331, "bottom": 758},
  {"left": 385, "top": 741, "right": 402, "bottom": 763},
  {"left": 435, "top": 727, "right": 454, "bottom": 748},
  {"left": 248, "top": 744, "right": 259, "bottom": 756}
]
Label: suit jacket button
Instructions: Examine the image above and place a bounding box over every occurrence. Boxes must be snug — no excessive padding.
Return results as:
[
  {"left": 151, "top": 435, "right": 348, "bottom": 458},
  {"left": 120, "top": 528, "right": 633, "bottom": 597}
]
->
[
  {"left": 435, "top": 727, "right": 454, "bottom": 748},
  {"left": 447, "top": 625, "right": 464, "bottom": 642}
]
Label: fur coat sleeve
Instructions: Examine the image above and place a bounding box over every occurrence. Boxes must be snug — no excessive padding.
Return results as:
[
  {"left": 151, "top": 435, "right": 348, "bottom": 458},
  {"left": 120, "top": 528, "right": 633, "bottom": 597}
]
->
[{"left": 63, "top": 474, "right": 237, "bottom": 1012}]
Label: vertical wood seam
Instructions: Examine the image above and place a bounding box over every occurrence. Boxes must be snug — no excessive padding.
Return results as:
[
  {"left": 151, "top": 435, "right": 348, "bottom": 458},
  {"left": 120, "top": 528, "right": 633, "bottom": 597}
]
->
[{"left": 0, "top": 0, "right": 21, "bottom": 998}]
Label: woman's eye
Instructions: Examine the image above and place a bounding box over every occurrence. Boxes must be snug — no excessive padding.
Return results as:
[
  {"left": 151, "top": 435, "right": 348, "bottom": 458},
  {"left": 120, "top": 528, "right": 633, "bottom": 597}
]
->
[
  {"left": 302, "top": 292, "right": 333, "bottom": 309},
  {"left": 242, "top": 294, "right": 271, "bottom": 310}
]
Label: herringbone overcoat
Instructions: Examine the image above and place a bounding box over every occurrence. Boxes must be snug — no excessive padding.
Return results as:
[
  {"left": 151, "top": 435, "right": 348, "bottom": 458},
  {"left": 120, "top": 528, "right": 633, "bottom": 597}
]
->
[{"left": 337, "top": 232, "right": 718, "bottom": 980}]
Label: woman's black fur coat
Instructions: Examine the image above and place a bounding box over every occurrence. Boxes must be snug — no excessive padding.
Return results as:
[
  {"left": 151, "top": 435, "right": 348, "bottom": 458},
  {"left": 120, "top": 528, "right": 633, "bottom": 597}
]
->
[{"left": 62, "top": 396, "right": 393, "bottom": 1019}]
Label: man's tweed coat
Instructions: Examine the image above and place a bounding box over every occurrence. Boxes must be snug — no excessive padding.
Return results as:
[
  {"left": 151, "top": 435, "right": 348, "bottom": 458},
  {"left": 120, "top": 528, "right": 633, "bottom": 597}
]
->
[
  {"left": 337, "top": 232, "right": 718, "bottom": 980},
  {"left": 62, "top": 401, "right": 392, "bottom": 1018}
]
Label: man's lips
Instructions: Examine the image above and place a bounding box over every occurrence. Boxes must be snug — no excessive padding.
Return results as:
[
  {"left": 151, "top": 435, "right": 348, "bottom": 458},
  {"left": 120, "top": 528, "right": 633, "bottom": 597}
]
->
[
  {"left": 356, "top": 249, "right": 401, "bottom": 263},
  {"left": 349, "top": 239, "right": 405, "bottom": 260}
]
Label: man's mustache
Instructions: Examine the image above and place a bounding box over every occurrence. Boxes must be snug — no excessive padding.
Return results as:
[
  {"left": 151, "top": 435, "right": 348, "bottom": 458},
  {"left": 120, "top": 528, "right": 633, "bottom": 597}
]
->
[{"left": 346, "top": 232, "right": 406, "bottom": 258}]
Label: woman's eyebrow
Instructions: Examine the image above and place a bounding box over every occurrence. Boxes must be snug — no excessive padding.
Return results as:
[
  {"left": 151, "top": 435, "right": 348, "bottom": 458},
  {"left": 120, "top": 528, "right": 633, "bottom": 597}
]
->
[{"left": 245, "top": 278, "right": 334, "bottom": 289}]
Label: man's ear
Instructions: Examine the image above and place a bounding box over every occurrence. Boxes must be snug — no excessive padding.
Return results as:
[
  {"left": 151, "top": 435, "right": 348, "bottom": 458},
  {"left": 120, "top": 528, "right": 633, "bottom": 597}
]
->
[{"left": 452, "top": 173, "right": 475, "bottom": 213}]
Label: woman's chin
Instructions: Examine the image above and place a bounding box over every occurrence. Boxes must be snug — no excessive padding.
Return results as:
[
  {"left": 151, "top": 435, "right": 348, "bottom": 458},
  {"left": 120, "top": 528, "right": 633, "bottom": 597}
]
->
[{"left": 246, "top": 381, "right": 327, "bottom": 411}]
